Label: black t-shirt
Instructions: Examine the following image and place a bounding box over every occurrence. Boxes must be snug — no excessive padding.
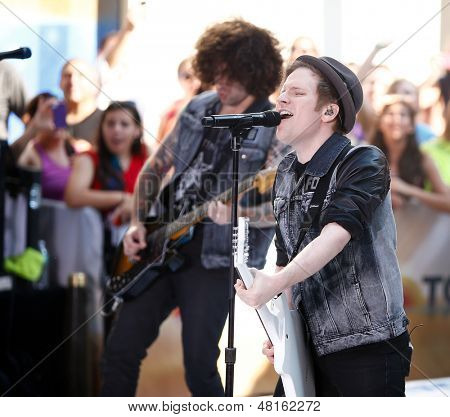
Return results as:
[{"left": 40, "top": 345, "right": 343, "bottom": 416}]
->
[{"left": 294, "top": 159, "right": 307, "bottom": 180}]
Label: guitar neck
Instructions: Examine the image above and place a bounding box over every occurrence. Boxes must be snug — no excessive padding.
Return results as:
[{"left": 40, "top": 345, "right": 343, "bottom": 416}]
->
[{"left": 163, "top": 172, "right": 262, "bottom": 240}]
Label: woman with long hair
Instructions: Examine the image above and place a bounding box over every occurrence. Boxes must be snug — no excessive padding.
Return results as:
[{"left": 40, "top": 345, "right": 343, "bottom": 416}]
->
[
  {"left": 64, "top": 101, "right": 148, "bottom": 224},
  {"left": 386, "top": 79, "right": 436, "bottom": 143},
  {"left": 370, "top": 95, "right": 449, "bottom": 212}
]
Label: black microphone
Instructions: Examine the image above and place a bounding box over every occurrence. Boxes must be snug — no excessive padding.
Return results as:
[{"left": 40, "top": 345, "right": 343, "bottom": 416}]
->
[
  {"left": 202, "top": 110, "right": 281, "bottom": 128},
  {"left": 0, "top": 47, "right": 32, "bottom": 61}
]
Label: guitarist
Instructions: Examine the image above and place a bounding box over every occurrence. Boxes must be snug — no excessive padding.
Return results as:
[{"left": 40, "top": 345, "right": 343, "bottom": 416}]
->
[
  {"left": 101, "top": 19, "right": 287, "bottom": 396},
  {"left": 235, "top": 56, "right": 412, "bottom": 396}
]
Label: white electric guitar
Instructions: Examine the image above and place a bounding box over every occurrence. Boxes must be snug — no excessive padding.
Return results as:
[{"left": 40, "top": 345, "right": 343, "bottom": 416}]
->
[{"left": 233, "top": 217, "right": 315, "bottom": 397}]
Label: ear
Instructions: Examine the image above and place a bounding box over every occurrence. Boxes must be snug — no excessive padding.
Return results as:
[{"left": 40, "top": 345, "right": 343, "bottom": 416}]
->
[{"left": 321, "top": 103, "right": 340, "bottom": 124}]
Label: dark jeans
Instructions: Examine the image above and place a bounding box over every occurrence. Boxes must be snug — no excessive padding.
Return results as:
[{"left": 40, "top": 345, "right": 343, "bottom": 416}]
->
[
  {"left": 100, "top": 229, "right": 230, "bottom": 397},
  {"left": 275, "top": 331, "right": 412, "bottom": 397}
]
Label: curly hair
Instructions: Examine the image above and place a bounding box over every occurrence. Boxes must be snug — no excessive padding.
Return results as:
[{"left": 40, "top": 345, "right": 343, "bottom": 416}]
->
[{"left": 192, "top": 19, "right": 283, "bottom": 99}]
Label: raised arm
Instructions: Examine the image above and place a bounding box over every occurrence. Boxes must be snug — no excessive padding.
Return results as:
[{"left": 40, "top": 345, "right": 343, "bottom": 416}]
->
[{"left": 11, "top": 96, "right": 54, "bottom": 161}]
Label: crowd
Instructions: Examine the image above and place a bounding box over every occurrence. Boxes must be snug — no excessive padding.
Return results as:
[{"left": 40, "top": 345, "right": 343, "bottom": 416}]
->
[
  {"left": 4, "top": 35, "right": 449, "bottom": 221},
  {"left": 1, "top": 14, "right": 449, "bottom": 397}
]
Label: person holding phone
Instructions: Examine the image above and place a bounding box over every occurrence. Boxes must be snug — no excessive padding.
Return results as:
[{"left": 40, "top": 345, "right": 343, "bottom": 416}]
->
[{"left": 17, "top": 92, "right": 90, "bottom": 200}]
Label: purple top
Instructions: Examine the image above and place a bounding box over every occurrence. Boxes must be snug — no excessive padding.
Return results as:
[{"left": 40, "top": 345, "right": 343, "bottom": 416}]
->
[{"left": 34, "top": 143, "right": 71, "bottom": 201}]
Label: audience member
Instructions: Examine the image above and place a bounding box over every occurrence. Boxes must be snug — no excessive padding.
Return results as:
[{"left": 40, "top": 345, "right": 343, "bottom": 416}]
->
[
  {"left": 352, "top": 43, "right": 393, "bottom": 142},
  {"left": 64, "top": 101, "right": 148, "bottom": 225},
  {"left": 370, "top": 95, "right": 450, "bottom": 212},
  {"left": 156, "top": 57, "right": 203, "bottom": 144},
  {"left": 11, "top": 93, "right": 55, "bottom": 160},
  {"left": 17, "top": 93, "right": 89, "bottom": 201},
  {"left": 437, "top": 53, "right": 450, "bottom": 107},
  {"left": 60, "top": 59, "right": 103, "bottom": 143},
  {"left": 271, "top": 36, "right": 320, "bottom": 103},
  {"left": 387, "top": 79, "right": 435, "bottom": 143},
  {"left": 97, "top": 9, "right": 137, "bottom": 109},
  {"left": 421, "top": 102, "right": 450, "bottom": 185},
  {"left": 286, "top": 36, "right": 319, "bottom": 67}
]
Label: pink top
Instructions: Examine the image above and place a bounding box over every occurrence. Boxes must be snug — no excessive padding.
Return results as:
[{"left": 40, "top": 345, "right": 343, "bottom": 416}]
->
[{"left": 34, "top": 142, "right": 72, "bottom": 201}]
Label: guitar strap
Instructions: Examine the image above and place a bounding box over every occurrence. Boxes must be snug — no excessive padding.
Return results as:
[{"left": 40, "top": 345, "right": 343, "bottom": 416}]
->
[{"left": 289, "top": 142, "right": 352, "bottom": 261}]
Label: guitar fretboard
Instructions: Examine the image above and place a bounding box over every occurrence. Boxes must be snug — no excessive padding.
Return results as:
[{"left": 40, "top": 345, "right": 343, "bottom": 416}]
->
[{"left": 163, "top": 169, "right": 272, "bottom": 239}]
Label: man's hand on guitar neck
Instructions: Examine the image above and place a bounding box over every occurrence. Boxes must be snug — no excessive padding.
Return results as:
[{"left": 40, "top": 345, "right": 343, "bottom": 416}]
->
[
  {"left": 123, "top": 222, "right": 147, "bottom": 261},
  {"left": 207, "top": 200, "right": 232, "bottom": 225},
  {"left": 234, "top": 268, "right": 283, "bottom": 308},
  {"left": 207, "top": 200, "right": 276, "bottom": 227}
]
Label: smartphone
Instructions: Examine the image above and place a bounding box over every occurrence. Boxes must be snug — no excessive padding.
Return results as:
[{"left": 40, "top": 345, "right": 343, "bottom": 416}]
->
[{"left": 52, "top": 102, "right": 67, "bottom": 129}]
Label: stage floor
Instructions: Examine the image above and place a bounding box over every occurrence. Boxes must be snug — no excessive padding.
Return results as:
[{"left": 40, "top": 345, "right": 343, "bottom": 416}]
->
[{"left": 405, "top": 377, "right": 450, "bottom": 397}]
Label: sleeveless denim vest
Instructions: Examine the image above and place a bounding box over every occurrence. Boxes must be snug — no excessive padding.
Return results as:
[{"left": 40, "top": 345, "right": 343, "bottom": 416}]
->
[{"left": 173, "top": 91, "right": 278, "bottom": 269}]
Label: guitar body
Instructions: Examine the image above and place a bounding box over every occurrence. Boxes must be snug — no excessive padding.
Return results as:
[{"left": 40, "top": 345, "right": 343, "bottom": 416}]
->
[
  {"left": 234, "top": 217, "right": 315, "bottom": 397},
  {"left": 236, "top": 264, "right": 315, "bottom": 397},
  {"left": 271, "top": 295, "right": 315, "bottom": 397},
  {"left": 110, "top": 221, "right": 166, "bottom": 277},
  {"left": 107, "top": 221, "right": 192, "bottom": 300}
]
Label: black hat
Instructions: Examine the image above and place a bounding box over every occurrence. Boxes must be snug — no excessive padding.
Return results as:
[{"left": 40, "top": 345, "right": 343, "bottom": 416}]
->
[{"left": 295, "top": 55, "right": 363, "bottom": 133}]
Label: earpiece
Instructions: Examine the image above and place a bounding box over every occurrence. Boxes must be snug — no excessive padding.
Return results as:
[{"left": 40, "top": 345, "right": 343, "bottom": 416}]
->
[{"left": 324, "top": 107, "right": 334, "bottom": 116}]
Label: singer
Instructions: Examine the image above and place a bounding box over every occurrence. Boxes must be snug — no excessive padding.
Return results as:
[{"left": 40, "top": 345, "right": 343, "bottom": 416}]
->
[
  {"left": 235, "top": 55, "right": 412, "bottom": 396},
  {"left": 101, "top": 19, "right": 287, "bottom": 396}
]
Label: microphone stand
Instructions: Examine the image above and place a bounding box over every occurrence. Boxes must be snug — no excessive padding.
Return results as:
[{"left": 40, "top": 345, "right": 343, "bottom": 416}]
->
[{"left": 224, "top": 118, "right": 252, "bottom": 397}]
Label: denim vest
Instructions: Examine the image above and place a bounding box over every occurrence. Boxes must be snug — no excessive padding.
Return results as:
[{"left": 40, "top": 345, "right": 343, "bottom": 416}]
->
[
  {"left": 273, "top": 134, "right": 409, "bottom": 356},
  {"left": 172, "top": 91, "right": 277, "bottom": 269}
]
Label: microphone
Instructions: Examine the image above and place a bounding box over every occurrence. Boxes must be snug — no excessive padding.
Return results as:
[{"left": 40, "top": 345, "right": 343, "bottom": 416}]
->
[
  {"left": 202, "top": 110, "right": 281, "bottom": 129},
  {"left": 0, "top": 47, "right": 32, "bottom": 61}
]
